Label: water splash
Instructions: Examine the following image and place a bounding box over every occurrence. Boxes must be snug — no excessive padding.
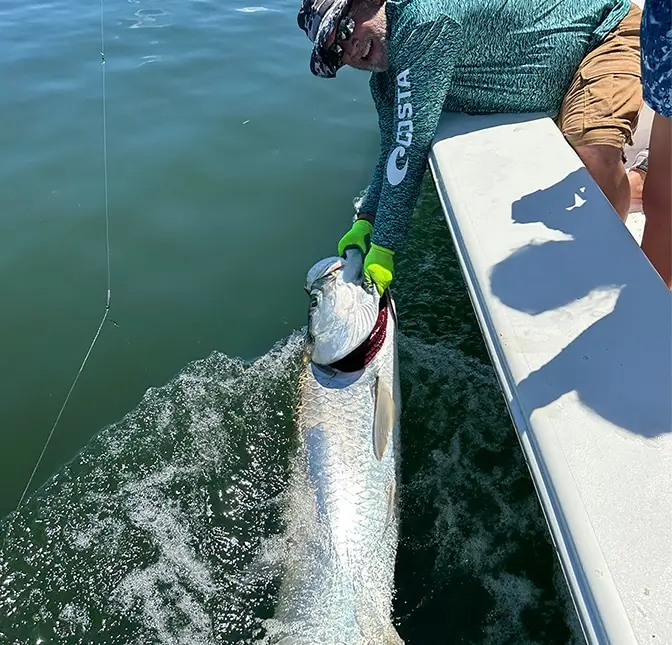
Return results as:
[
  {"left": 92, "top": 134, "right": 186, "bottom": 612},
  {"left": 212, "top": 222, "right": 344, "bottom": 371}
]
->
[{"left": 0, "top": 333, "right": 304, "bottom": 644}]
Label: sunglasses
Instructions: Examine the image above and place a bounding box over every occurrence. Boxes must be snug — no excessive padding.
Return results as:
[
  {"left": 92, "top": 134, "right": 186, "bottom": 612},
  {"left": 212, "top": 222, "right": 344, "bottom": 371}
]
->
[{"left": 323, "top": 14, "right": 356, "bottom": 72}]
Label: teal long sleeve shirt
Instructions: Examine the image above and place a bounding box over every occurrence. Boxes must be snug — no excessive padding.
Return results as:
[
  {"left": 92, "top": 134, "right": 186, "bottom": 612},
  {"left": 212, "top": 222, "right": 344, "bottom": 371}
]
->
[{"left": 359, "top": 0, "right": 632, "bottom": 252}]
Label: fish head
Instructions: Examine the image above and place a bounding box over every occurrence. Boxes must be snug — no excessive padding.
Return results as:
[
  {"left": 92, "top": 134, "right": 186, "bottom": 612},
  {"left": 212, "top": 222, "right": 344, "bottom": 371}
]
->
[{"left": 305, "top": 250, "right": 380, "bottom": 366}]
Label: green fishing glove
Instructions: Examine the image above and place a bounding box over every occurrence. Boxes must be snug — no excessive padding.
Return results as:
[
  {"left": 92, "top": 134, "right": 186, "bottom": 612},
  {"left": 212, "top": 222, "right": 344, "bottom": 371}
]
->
[
  {"left": 364, "top": 244, "right": 394, "bottom": 295},
  {"left": 337, "top": 219, "right": 373, "bottom": 258}
]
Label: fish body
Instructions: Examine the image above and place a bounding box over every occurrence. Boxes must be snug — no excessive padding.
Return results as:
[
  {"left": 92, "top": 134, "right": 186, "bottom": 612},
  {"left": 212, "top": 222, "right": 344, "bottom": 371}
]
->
[{"left": 270, "top": 252, "right": 403, "bottom": 645}]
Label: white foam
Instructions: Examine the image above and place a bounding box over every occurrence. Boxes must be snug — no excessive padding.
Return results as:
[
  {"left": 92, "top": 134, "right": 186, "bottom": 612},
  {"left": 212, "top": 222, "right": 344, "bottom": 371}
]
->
[
  {"left": 0, "top": 334, "right": 305, "bottom": 643},
  {"left": 59, "top": 603, "right": 91, "bottom": 633},
  {"left": 394, "top": 330, "right": 582, "bottom": 643},
  {"left": 482, "top": 573, "right": 542, "bottom": 645}
]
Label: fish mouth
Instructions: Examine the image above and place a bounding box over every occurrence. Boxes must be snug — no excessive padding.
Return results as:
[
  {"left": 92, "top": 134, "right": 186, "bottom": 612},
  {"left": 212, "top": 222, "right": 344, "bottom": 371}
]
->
[{"left": 304, "top": 257, "right": 344, "bottom": 293}]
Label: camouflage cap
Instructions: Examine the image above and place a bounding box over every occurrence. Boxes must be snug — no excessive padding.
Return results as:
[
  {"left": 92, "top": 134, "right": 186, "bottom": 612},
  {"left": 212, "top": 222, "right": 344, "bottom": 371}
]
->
[{"left": 297, "top": 0, "right": 351, "bottom": 78}]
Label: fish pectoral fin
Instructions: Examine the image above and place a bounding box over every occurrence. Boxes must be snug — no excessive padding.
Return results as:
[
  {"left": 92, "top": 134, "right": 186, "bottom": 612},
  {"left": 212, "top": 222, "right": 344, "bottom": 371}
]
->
[{"left": 373, "top": 376, "right": 395, "bottom": 461}]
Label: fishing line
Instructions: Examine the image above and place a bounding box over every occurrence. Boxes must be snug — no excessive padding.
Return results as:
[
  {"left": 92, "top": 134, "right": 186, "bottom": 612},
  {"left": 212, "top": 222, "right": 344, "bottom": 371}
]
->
[{"left": 13, "top": 0, "right": 112, "bottom": 511}]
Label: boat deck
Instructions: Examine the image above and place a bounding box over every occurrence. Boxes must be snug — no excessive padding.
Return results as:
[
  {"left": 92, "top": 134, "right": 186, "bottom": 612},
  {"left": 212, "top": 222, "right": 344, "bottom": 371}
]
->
[{"left": 428, "top": 108, "right": 671, "bottom": 644}]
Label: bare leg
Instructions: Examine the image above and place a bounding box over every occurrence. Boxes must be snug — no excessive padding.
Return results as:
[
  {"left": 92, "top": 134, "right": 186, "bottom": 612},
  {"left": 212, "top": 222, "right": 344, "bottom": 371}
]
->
[
  {"left": 575, "top": 144, "right": 631, "bottom": 221},
  {"left": 642, "top": 113, "right": 672, "bottom": 288},
  {"left": 628, "top": 166, "right": 645, "bottom": 214}
]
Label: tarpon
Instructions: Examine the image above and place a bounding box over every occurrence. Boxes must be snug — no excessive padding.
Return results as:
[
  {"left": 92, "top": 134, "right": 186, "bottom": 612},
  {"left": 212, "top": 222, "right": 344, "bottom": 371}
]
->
[{"left": 269, "top": 250, "right": 403, "bottom": 645}]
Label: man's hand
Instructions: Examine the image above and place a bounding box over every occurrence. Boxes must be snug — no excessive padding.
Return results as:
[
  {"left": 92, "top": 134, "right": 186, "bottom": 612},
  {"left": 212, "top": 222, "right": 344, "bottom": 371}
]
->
[
  {"left": 364, "top": 244, "right": 394, "bottom": 295},
  {"left": 337, "top": 219, "right": 373, "bottom": 257},
  {"left": 338, "top": 219, "right": 394, "bottom": 294}
]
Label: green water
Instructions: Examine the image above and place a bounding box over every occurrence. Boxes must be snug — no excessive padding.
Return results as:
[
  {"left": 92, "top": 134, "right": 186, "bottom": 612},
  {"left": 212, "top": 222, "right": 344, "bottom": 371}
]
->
[{"left": 0, "top": 0, "right": 582, "bottom": 643}]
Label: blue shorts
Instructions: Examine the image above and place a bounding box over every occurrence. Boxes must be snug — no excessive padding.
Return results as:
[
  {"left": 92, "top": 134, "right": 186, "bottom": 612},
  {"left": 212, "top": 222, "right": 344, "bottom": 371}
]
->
[{"left": 641, "top": 0, "right": 672, "bottom": 117}]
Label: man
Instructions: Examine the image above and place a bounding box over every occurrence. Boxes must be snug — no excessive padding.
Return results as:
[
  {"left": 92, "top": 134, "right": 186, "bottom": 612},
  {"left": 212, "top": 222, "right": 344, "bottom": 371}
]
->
[
  {"left": 298, "top": 0, "right": 643, "bottom": 294},
  {"left": 639, "top": 0, "right": 671, "bottom": 288}
]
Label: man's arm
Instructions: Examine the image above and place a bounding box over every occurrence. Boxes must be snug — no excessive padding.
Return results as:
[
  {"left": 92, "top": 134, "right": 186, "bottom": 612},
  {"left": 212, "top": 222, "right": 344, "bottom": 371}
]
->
[
  {"left": 357, "top": 72, "right": 395, "bottom": 221},
  {"left": 371, "top": 15, "right": 462, "bottom": 251}
]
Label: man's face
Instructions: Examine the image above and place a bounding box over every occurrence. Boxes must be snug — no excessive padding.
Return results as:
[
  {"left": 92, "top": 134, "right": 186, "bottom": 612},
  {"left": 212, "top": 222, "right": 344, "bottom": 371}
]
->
[{"left": 331, "top": 0, "right": 389, "bottom": 73}]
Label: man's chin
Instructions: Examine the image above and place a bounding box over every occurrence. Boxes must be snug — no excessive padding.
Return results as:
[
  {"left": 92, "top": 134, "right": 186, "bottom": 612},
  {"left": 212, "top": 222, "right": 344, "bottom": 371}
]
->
[{"left": 350, "top": 59, "right": 388, "bottom": 73}]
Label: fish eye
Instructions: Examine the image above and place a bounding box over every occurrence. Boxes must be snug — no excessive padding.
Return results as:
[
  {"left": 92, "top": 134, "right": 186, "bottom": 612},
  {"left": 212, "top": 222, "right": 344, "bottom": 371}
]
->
[{"left": 310, "top": 294, "right": 319, "bottom": 310}]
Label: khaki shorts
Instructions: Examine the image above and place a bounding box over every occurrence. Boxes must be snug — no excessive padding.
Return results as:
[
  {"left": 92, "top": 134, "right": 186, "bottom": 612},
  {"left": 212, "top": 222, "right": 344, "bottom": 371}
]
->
[{"left": 556, "top": 3, "right": 643, "bottom": 152}]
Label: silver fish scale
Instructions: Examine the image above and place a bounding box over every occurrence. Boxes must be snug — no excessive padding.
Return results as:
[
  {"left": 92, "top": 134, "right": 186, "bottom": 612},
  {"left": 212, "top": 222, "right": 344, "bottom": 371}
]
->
[{"left": 272, "top": 309, "right": 402, "bottom": 645}]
